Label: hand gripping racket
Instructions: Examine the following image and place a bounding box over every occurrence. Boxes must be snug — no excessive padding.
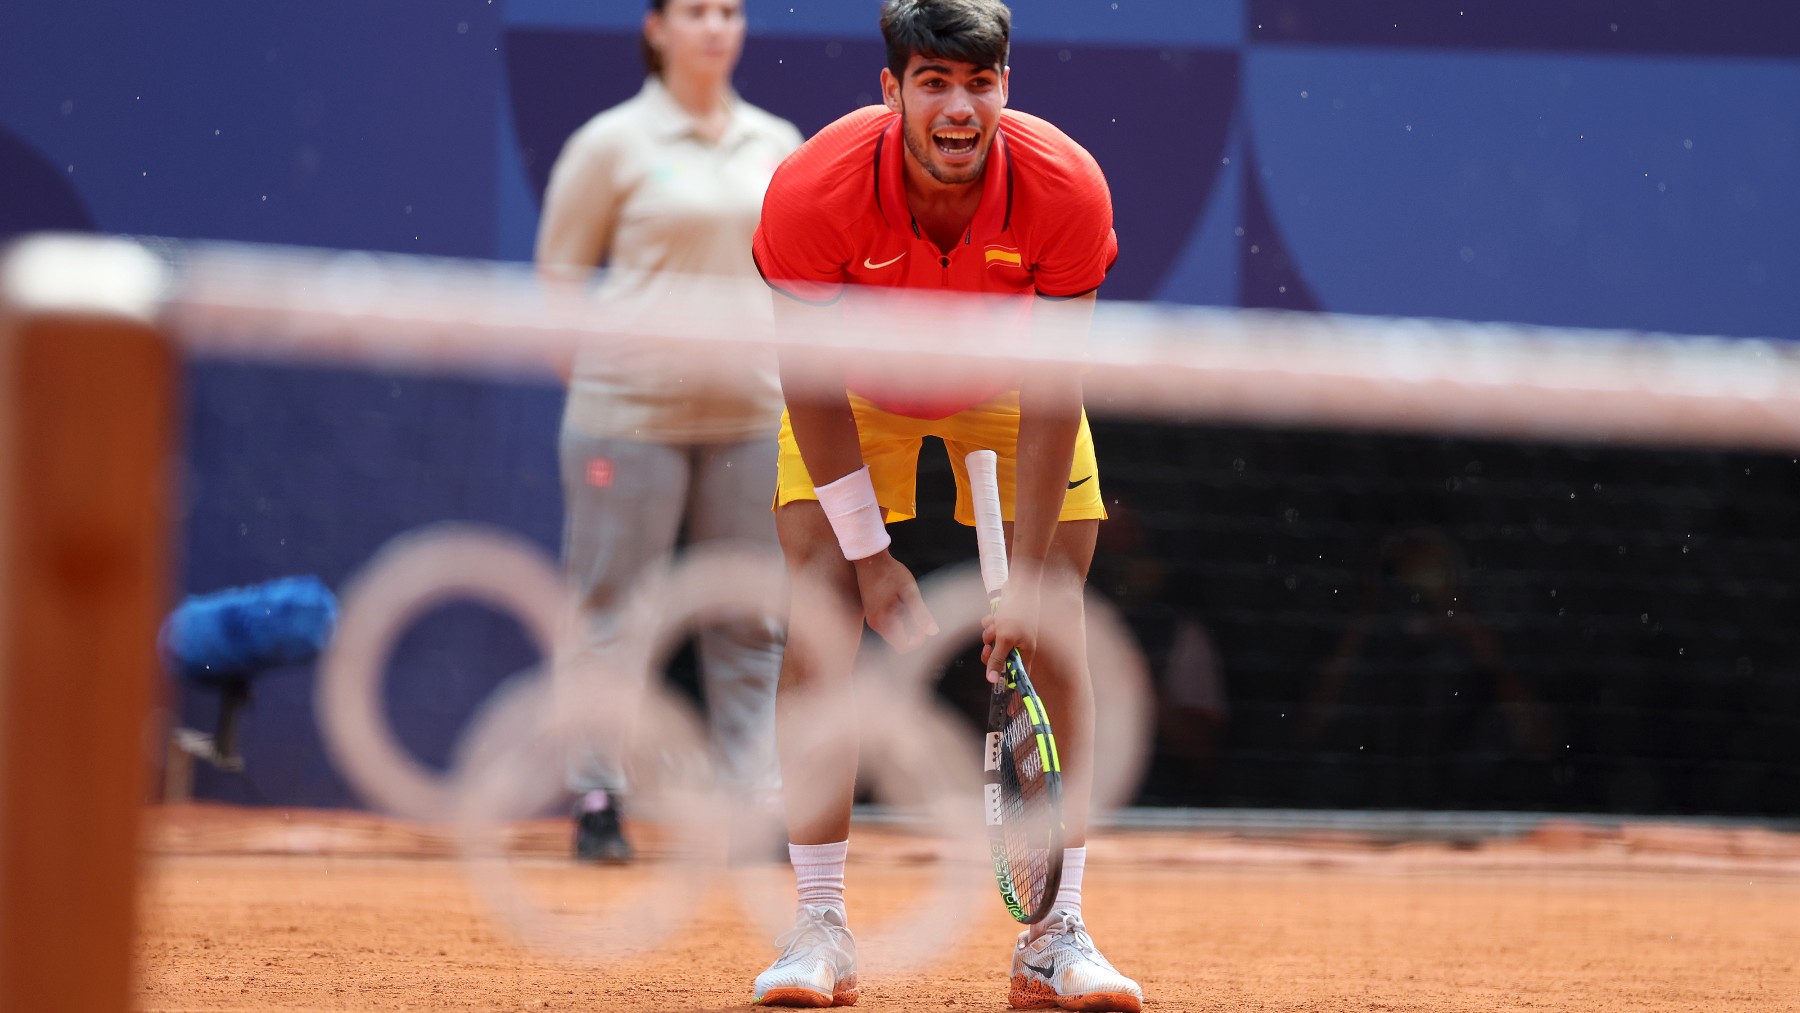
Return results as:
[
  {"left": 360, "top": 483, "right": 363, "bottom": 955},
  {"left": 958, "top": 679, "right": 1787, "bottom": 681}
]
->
[{"left": 965, "top": 449, "right": 1064, "bottom": 924}]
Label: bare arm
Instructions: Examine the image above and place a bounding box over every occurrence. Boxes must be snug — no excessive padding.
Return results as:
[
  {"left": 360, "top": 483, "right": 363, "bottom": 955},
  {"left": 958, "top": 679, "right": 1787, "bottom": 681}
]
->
[
  {"left": 986, "top": 292, "right": 1095, "bottom": 671},
  {"left": 1012, "top": 292, "right": 1095, "bottom": 576},
  {"left": 774, "top": 294, "right": 937, "bottom": 651},
  {"left": 773, "top": 295, "right": 864, "bottom": 487}
]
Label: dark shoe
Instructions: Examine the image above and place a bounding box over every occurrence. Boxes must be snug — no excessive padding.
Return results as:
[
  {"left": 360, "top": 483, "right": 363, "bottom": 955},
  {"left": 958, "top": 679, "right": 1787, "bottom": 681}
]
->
[{"left": 574, "top": 802, "right": 633, "bottom": 864}]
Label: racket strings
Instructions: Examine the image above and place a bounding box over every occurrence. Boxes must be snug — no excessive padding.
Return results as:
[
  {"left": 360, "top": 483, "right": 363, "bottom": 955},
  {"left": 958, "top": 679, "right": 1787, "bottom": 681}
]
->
[{"left": 997, "top": 694, "right": 1055, "bottom": 914}]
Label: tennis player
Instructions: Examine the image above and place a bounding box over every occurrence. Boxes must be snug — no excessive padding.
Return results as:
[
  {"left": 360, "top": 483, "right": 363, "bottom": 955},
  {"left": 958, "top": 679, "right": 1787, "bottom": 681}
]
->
[{"left": 749, "top": 1, "right": 1142, "bottom": 1009}]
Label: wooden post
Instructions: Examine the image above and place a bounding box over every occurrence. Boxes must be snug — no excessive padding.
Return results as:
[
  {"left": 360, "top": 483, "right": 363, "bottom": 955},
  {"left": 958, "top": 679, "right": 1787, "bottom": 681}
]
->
[{"left": 0, "top": 238, "right": 176, "bottom": 1011}]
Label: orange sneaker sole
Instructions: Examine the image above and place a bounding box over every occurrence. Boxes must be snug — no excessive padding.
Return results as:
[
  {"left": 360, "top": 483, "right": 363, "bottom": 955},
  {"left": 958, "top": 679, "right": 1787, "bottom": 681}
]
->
[
  {"left": 756, "top": 981, "right": 859, "bottom": 1007},
  {"left": 1009, "top": 974, "right": 1140, "bottom": 1012}
]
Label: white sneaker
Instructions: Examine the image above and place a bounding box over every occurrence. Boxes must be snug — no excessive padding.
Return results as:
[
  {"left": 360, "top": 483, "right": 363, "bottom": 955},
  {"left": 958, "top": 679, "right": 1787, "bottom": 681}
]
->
[
  {"left": 1009, "top": 911, "right": 1143, "bottom": 1012},
  {"left": 753, "top": 905, "right": 859, "bottom": 1007}
]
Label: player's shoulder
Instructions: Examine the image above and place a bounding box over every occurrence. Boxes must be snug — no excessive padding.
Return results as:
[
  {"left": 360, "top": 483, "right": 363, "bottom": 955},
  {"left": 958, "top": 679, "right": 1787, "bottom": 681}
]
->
[
  {"left": 768, "top": 106, "right": 893, "bottom": 200},
  {"left": 999, "top": 109, "right": 1109, "bottom": 198}
]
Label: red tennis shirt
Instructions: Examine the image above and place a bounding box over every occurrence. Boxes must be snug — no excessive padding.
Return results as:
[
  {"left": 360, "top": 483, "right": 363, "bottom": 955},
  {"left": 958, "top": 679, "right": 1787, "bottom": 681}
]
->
[{"left": 753, "top": 106, "right": 1117, "bottom": 419}]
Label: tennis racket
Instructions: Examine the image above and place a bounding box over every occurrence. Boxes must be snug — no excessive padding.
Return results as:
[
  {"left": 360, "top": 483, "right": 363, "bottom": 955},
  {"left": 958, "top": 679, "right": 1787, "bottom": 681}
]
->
[{"left": 965, "top": 449, "right": 1064, "bottom": 925}]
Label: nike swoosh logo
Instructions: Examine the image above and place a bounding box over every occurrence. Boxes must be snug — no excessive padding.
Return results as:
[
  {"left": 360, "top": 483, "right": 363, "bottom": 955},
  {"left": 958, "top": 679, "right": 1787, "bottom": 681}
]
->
[
  {"left": 1067, "top": 475, "right": 1094, "bottom": 490},
  {"left": 863, "top": 253, "right": 905, "bottom": 270},
  {"left": 1024, "top": 960, "right": 1056, "bottom": 979}
]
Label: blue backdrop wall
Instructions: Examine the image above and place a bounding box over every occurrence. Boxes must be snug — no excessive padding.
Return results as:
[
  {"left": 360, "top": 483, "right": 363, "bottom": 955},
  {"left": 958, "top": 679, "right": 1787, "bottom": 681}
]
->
[{"left": 2, "top": 1, "right": 1796, "bottom": 809}]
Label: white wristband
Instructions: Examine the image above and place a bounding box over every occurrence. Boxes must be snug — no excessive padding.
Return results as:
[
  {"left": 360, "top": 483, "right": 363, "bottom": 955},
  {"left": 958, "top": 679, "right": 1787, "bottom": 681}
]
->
[{"left": 815, "top": 466, "right": 891, "bottom": 561}]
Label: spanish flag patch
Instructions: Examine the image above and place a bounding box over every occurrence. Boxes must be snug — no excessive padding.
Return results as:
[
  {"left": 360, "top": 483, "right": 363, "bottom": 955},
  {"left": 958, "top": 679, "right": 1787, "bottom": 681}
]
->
[{"left": 985, "top": 246, "right": 1023, "bottom": 268}]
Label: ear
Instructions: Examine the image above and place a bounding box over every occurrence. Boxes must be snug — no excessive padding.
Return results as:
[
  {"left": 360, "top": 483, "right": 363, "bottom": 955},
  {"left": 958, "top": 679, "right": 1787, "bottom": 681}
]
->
[
  {"left": 643, "top": 9, "right": 665, "bottom": 52},
  {"left": 881, "top": 67, "right": 903, "bottom": 113},
  {"left": 999, "top": 65, "right": 1011, "bottom": 108}
]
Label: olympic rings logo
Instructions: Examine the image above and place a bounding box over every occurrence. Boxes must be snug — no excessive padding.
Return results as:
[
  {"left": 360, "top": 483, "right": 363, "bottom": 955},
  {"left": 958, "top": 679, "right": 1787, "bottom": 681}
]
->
[{"left": 314, "top": 522, "right": 1152, "bottom": 966}]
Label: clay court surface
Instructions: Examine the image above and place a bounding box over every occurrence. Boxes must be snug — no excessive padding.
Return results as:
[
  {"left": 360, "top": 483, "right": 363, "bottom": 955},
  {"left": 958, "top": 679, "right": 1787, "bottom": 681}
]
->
[{"left": 137, "top": 805, "right": 1798, "bottom": 1012}]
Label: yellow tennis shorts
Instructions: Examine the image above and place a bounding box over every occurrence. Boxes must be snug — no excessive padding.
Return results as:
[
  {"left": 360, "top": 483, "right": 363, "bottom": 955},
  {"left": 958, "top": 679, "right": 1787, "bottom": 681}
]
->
[{"left": 775, "top": 391, "right": 1106, "bottom": 525}]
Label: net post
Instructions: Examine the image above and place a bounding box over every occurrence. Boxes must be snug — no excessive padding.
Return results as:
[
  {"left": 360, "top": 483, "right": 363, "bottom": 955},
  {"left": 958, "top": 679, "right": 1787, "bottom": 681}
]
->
[{"left": 0, "top": 236, "right": 177, "bottom": 1011}]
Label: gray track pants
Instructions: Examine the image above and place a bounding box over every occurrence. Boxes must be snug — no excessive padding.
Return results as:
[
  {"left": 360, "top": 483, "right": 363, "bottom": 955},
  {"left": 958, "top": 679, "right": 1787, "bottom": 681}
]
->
[{"left": 556, "top": 428, "right": 783, "bottom": 797}]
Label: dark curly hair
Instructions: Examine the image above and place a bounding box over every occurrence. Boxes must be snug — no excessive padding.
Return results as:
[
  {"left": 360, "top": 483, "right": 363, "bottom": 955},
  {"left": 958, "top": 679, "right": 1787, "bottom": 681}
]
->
[{"left": 879, "top": 0, "right": 1011, "bottom": 80}]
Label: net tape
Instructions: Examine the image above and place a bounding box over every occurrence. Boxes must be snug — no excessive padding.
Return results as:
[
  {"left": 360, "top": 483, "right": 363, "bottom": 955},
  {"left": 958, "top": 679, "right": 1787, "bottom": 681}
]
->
[{"left": 7, "top": 235, "right": 1795, "bottom": 450}]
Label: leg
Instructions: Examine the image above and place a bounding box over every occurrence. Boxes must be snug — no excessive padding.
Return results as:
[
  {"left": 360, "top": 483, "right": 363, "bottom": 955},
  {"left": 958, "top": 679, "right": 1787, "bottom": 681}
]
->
[
  {"left": 1007, "top": 522, "right": 1142, "bottom": 1011},
  {"left": 1009, "top": 518, "right": 1099, "bottom": 847},
  {"left": 555, "top": 431, "right": 687, "bottom": 809},
  {"left": 773, "top": 500, "right": 865, "bottom": 845},
  {"left": 949, "top": 421, "right": 1137, "bottom": 1011},
  {"left": 753, "top": 502, "right": 866, "bottom": 1007},
  {"left": 943, "top": 403, "right": 1102, "bottom": 828},
  {"left": 685, "top": 437, "right": 784, "bottom": 797},
  {"left": 756, "top": 402, "right": 926, "bottom": 1005}
]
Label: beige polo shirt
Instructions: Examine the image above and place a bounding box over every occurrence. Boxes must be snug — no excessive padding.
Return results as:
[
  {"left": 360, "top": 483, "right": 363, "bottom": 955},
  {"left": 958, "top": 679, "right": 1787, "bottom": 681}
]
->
[{"left": 538, "top": 77, "right": 802, "bottom": 442}]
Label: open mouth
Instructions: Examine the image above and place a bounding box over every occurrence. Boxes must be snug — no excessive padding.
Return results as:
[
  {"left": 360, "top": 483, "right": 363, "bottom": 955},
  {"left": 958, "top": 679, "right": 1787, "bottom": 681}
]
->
[{"left": 933, "top": 128, "right": 980, "bottom": 157}]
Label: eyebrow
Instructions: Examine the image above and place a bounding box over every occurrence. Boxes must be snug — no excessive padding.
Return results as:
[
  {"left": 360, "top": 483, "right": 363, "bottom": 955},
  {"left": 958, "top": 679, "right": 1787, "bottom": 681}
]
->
[{"left": 909, "top": 62, "right": 996, "bottom": 79}]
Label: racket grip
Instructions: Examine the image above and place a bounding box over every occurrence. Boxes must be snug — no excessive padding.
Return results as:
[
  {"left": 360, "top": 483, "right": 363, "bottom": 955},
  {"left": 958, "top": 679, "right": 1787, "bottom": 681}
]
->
[{"left": 965, "top": 449, "right": 1009, "bottom": 597}]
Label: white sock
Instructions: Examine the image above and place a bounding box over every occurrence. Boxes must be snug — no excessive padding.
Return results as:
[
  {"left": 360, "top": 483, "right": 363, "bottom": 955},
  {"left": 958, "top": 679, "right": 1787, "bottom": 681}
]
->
[
  {"left": 789, "top": 840, "right": 849, "bottom": 920},
  {"left": 1035, "top": 846, "right": 1086, "bottom": 932}
]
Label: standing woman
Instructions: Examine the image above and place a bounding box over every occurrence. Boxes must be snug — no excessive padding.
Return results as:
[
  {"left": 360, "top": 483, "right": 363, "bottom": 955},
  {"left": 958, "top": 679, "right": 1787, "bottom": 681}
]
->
[{"left": 536, "top": 0, "right": 802, "bottom": 863}]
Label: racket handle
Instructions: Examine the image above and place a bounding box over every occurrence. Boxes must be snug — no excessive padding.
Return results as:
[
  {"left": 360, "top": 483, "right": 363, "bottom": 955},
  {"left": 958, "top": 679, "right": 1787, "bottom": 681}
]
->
[{"left": 965, "top": 449, "right": 1009, "bottom": 597}]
